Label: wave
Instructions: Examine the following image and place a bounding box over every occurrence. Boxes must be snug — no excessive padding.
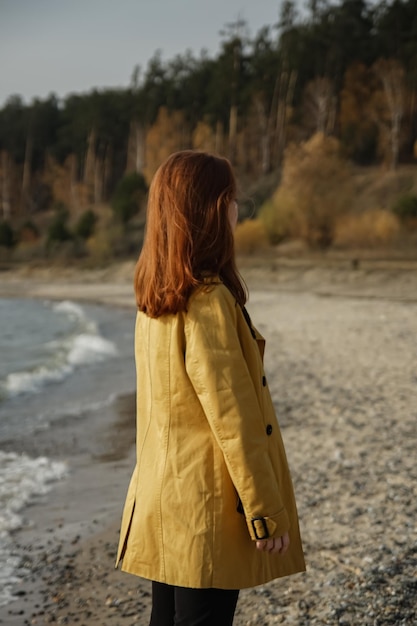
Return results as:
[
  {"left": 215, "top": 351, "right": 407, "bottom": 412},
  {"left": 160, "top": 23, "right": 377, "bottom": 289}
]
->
[
  {"left": 1, "top": 300, "right": 118, "bottom": 399},
  {"left": 5, "top": 363, "right": 72, "bottom": 396},
  {"left": 0, "top": 451, "right": 67, "bottom": 606},
  {"left": 33, "top": 391, "right": 118, "bottom": 430},
  {"left": 0, "top": 451, "right": 67, "bottom": 533},
  {"left": 67, "top": 333, "right": 117, "bottom": 365}
]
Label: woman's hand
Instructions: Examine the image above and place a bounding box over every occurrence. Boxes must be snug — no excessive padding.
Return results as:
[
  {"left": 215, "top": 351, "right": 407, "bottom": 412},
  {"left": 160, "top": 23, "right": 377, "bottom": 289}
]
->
[{"left": 256, "top": 532, "right": 290, "bottom": 555}]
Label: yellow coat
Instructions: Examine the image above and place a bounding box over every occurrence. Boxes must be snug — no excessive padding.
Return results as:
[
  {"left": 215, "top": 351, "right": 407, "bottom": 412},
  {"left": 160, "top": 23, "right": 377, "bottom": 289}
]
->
[{"left": 116, "top": 281, "right": 305, "bottom": 589}]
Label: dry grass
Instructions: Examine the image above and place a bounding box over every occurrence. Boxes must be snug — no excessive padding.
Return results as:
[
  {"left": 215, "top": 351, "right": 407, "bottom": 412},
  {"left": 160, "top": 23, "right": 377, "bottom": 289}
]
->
[
  {"left": 259, "top": 192, "right": 296, "bottom": 245},
  {"left": 86, "top": 218, "right": 125, "bottom": 264},
  {"left": 234, "top": 219, "right": 269, "bottom": 255},
  {"left": 259, "top": 134, "right": 353, "bottom": 248},
  {"left": 351, "top": 164, "right": 417, "bottom": 212},
  {"left": 334, "top": 208, "right": 401, "bottom": 248}
]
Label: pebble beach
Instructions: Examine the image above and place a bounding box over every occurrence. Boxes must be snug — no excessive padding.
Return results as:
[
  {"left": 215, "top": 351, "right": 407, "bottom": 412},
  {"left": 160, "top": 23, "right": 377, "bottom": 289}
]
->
[{"left": 0, "top": 256, "right": 416, "bottom": 626}]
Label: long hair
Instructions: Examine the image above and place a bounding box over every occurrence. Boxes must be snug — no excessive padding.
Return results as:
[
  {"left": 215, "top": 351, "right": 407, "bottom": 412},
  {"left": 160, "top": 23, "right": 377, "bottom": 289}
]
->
[{"left": 134, "top": 150, "right": 247, "bottom": 317}]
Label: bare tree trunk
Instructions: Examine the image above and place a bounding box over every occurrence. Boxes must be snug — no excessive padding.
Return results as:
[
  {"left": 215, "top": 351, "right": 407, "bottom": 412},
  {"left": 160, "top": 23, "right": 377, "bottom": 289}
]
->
[
  {"left": 391, "top": 111, "right": 401, "bottom": 170},
  {"left": 381, "top": 72, "right": 403, "bottom": 170},
  {"left": 287, "top": 71, "right": 297, "bottom": 110},
  {"left": 411, "top": 88, "right": 417, "bottom": 159},
  {"left": 275, "top": 67, "right": 288, "bottom": 164},
  {"left": 94, "top": 155, "right": 103, "bottom": 204},
  {"left": 227, "top": 32, "right": 242, "bottom": 164},
  {"left": 21, "top": 134, "right": 33, "bottom": 213},
  {"left": 254, "top": 97, "right": 270, "bottom": 174},
  {"left": 70, "top": 154, "right": 79, "bottom": 210},
  {"left": 103, "top": 144, "right": 112, "bottom": 201},
  {"left": 304, "top": 76, "right": 334, "bottom": 136},
  {"left": 126, "top": 122, "right": 135, "bottom": 173},
  {"left": 374, "top": 59, "right": 405, "bottom": 170},
  {"left": 84, "top": 128, "right": 96, "bottom": 201},
  {"left": 275, "top": 69, "right": 297, "bottom": 164},
  {"left": 135, "top": 123, "right": 145, "bottom": 172},
  {"left": 228, "top": 105, "right": 238, "bottom": 163},
  {"left": 326, "top": 95, "right": 338, "bottom": 135},
  {"left": 266, "top": 72, "right": 281, "bottom": 170},
  {"left": 127, "top": 121, "right": 146, "bottom": 173},
  {"left": 215, "top": 121, "right": 223, "bottom": 154},
  {"left": 317, "top": 95, "right": 327, "bottom": 133},
  {"left": 1, "top": 151, "right": 11, "bottom": 220},
  {"left": 409, "top": 87, "right": 415, "bottom": 120}
]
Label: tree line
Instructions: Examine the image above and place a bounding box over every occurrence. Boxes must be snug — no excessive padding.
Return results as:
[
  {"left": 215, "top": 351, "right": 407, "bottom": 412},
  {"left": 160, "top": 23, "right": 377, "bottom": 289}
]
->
[{"left": 0, "top": 0, "right": 416, "bottom": 225}]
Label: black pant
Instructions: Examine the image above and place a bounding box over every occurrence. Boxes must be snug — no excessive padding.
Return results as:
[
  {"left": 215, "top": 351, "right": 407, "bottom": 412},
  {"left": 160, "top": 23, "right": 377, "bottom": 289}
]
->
[{"left": 149, "top": 581, "right": 239, "bottom": 626}]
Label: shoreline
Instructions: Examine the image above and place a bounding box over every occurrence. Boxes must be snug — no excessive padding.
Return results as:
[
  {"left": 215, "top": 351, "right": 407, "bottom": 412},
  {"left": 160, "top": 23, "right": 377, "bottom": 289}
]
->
[
  {"left": 1, "top": 390, "right": 147, "bottom": 625},
  {"left": 1, "top": 260, "right": 416, "bottom": 624},
  {"left": 2, "top": 253, "right": 417, "bottom": 306},
  {"left": 0, "top": 287, "right": 143, "bottom": 624}
]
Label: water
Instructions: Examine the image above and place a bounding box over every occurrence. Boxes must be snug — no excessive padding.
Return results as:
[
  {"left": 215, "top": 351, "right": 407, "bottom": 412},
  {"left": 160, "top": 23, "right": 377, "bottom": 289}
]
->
[{"left": 0, "top": 297, "right": 136, "bottom": 606}]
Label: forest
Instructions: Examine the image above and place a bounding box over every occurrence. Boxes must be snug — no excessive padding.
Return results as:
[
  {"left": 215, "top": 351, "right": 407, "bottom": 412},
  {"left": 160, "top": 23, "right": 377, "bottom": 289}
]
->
[{"left": 1, "top": 0, "right": 417, "bottom": 260}]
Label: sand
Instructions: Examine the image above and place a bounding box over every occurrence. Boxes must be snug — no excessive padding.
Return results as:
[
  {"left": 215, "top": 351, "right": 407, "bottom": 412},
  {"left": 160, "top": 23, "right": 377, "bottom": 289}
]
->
[{"left": 0, "top": 256, "right": 416, "bottom": 625}]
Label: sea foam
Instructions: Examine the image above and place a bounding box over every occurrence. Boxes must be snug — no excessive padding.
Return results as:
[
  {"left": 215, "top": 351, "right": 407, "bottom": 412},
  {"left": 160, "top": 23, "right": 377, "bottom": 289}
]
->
[
  {"left": 0, "top": 451, "right": 67, "bottom": 606},
  {"left": 2, "top": 300, "right": 117, "bottom": 398}
]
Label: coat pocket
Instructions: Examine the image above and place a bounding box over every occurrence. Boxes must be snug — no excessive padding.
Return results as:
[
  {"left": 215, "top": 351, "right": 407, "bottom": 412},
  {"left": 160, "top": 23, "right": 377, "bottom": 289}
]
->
[
  {"left": 236, "top": 496, "right": 245, "bottom": 515},
  {"left": 115, "top": 499, "right": 135, "bottom": 567}
]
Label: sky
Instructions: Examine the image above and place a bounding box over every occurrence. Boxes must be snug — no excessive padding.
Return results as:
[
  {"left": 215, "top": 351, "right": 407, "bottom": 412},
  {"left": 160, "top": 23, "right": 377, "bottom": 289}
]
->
[{"left": 0, "top": 0, "right": 301, "bottom": 107}]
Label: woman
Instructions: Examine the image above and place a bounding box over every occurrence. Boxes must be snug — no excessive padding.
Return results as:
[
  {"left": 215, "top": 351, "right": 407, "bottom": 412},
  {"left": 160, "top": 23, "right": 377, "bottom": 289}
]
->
[{"left": 116, "top": 150, "right": 305, "bottom": 626}]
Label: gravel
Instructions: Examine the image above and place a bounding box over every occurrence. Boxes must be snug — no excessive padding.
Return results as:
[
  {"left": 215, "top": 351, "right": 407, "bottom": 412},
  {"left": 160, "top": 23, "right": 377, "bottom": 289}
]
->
[{"left": 1, "top": 265, "right": 416, "bottom": 625}]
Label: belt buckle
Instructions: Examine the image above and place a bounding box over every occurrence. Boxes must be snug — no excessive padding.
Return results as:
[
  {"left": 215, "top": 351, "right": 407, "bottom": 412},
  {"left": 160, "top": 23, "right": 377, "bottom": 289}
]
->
[{"left": 251, "top": 517, "right": 269, "bottom": 540}]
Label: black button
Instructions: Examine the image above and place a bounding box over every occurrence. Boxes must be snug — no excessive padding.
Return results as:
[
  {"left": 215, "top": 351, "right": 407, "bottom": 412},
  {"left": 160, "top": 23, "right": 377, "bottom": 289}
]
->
[
  {"left": 266, "top": 424, "right": 273, "bottom": 435},
  {"left": 262, "top": 375, "right": 267, "bottom": 387}
]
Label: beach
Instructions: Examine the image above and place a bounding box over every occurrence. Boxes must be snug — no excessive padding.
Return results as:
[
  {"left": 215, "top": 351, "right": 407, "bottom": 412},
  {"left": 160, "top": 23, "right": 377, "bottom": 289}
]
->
[{"left": 0, "top": 256, "right": 416, "bottom": 625}]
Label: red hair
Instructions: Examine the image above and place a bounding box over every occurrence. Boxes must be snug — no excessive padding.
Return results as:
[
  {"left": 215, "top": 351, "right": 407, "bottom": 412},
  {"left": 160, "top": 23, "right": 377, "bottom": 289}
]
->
[{"left": 134, "top": 150, "right": 247, "bottom": 317}]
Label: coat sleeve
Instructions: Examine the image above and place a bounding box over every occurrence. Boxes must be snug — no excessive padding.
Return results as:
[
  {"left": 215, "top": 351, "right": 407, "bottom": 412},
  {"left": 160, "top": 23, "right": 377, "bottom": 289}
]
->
[{"left": 184, "top": 285, "right": 290, "bottom": 540}]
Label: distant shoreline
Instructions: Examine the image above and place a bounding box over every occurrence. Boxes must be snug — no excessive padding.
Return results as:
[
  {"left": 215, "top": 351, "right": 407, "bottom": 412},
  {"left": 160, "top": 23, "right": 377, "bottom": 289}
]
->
[{"left": 1, "top": 253, "right": 417, "bottom": 306}]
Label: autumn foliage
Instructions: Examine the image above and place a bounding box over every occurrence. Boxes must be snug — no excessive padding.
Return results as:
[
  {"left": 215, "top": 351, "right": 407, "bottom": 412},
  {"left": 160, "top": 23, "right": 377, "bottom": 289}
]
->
[
  {"left": 1, "top": 0, "right": 417, "bottom": 257},
  {"left": 261, "top": 134, "right": 353, "bottom": 248}
]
